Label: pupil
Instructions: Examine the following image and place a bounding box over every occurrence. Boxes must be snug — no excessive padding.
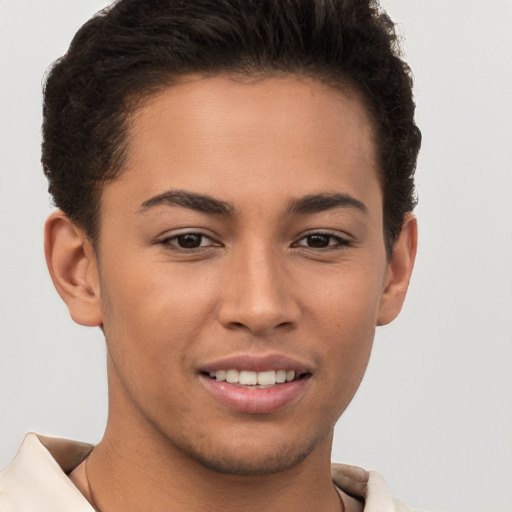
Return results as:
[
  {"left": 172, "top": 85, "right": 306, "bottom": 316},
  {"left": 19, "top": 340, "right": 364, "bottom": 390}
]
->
[
  {"left": 178, "top": 234, "right": 202, "bottom": 248},
  {"left": 307, "top": 234, "right": 330, "bottom": 248}
]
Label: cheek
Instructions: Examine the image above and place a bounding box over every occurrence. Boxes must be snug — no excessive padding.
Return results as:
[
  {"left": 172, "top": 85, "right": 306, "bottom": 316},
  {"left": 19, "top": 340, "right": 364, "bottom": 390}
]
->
[
  {"left": 311, "top": 305, "right": 375, "bottom": 425},
  {"left": 303, "top": 264, "right": 383, "bottom": 388},
  {"left": 98, "top": 260, "right": 219, "bottom": 370},
  {"left": 305, "top": 261, "right": 384, "bottom": 333}
]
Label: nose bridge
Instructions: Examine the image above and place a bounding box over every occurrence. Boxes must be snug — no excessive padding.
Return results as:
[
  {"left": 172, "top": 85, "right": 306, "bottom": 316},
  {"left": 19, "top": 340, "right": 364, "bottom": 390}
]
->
[{"left": 218, "top": 239, "right": 298, "bottom": 334}]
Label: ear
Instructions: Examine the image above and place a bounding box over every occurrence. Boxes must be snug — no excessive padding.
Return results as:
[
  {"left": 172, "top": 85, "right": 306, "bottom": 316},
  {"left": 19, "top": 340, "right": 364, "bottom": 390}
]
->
[
  {"left": 44, "top": 210, "right": 103, "bottom": 327},
  {"left": 377, "top": 213, "right": 418, "bottom": 326}
]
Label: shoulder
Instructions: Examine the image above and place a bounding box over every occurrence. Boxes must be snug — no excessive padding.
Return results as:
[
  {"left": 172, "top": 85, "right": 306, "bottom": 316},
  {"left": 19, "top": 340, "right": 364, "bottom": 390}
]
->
[
  {"left": 331, "top": 462, "right": 418, "bottom": 512},
  {"left": 0, "top": 433, "right": 93, "bottom": 512}
]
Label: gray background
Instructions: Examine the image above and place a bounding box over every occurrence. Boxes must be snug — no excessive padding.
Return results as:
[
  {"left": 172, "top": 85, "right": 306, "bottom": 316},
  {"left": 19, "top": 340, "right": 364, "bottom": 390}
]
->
[{"left": 1, "top": 1, "right": 511, "bottom": 511}]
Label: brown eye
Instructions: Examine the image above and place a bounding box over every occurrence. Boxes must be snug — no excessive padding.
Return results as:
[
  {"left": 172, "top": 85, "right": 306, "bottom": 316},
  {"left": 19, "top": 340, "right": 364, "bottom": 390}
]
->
[
  {"left": 175, "top": 233, "right": 204, "bottom": 248},
  {"left": 160, "top": 232, "right": 219, "bottom": 250},
  {"left": 305, "top": 234, "right": 331, "bottom": 248},
  {"left": 293, "top": 232, "right": 351, "bottom": 250}
]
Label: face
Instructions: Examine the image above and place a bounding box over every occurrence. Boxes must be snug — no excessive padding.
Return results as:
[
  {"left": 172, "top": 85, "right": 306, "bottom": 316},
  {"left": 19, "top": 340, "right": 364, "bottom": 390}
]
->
[{"left": 91, "top": 74, "right": 393, "bottom": 474}]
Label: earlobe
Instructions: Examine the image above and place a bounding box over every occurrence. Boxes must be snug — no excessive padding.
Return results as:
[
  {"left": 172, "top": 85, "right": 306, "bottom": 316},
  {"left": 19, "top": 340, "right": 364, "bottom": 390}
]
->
[
  {"left": 44, "top": 210, "right": 103, "bottom": 327},
  {"left": 377, "top": 213, "right": 418, "bottom": 326}
]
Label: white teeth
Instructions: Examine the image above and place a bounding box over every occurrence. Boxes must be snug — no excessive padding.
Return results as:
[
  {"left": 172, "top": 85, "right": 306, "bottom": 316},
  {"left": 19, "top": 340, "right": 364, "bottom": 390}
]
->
[
  {"left": 239, "top": 370, "right": 258, "bottom": 385},
  {"left": 226, "top": 369, "right": 239, "bottom": 383},
  {"left": 215, "top": 370, "right": 226, "bottom": 382},
  {"left": 275, "top": 369, "right": 286, "bottom": 383},
  {"left": 210, "top": 369, "right": 299, "bottom": 386},
  {"left": 257, "top": 370, "right": 276, "bottom": 385}
]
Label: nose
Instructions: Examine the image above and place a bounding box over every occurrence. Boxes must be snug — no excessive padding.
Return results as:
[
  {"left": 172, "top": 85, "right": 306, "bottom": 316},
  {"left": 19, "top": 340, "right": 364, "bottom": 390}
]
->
[{"left": 217, "top": 244, "right": 300, "bottom": 336}]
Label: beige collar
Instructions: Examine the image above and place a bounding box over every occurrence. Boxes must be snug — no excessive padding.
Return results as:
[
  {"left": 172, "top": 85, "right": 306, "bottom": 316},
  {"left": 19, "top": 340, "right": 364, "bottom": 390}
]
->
[{"left": 0, "top": 433, "right": 412, "bottom": 512}]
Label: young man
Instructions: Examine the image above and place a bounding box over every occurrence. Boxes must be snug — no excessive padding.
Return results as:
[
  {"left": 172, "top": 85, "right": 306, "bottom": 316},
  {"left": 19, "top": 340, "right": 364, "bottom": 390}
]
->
[{"left": 0, "top": 1, "right": 420, "bottom": 510}]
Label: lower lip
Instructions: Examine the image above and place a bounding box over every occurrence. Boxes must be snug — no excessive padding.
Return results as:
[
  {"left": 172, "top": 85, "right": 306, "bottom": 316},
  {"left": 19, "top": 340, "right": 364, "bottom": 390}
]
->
[{"left": 199, "top": 374, "right": 310, "bottom": 414}]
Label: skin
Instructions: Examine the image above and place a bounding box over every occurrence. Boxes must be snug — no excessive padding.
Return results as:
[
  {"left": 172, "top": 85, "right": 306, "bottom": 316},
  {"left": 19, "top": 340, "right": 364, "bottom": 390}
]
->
[{"left": 46, "top": 74, "right": 416, "bottom": 512}]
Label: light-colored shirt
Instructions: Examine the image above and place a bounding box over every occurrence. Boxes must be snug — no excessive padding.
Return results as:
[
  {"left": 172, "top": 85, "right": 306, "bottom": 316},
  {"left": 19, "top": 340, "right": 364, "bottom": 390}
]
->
[{"left": 0, "top": 433, "right": 415, "bottom": 511}]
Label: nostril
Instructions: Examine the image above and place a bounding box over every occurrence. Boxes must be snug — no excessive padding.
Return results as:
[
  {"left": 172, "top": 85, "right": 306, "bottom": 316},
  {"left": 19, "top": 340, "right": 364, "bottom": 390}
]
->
[{"left": 232, "top": 322, "right": 245, "bottom": 328}]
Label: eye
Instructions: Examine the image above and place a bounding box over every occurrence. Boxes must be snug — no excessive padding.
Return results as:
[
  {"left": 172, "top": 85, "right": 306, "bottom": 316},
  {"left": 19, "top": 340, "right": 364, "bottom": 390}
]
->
[
  {"left": 293, "top": 232, "right": 350, "bottom": 250},
  {"left": 160, "top": 232, "right": 220, "bottom": 250}
]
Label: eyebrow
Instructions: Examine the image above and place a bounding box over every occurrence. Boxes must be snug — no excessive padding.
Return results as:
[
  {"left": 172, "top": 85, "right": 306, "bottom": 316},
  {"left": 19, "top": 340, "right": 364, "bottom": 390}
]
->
[
  {"left": 139, "top": 189, "right": 234, "bottom": 215},
  {"left": 286, "top": 193, "right": 368, "bottom": 215},
  {"left": 139, "top": 189, "right": 367, "bottom": 217}
]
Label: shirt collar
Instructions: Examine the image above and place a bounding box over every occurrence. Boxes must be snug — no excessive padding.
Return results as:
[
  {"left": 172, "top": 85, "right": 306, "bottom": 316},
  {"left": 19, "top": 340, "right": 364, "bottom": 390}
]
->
[{"left": 1, "top": 433, "right": 410, "bottom": 512}]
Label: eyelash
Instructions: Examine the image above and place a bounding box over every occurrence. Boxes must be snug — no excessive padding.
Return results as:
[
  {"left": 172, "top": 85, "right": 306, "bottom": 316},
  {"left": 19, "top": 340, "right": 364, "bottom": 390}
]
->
[
  {"left": 159, "top": 232, "right": 220, "bottom": 251},
  {"left": 292, "top": 232, "right": 352, "bottom": 251},
  {"left": 159, "top": 231, "right": 352, "bottom": 252}
]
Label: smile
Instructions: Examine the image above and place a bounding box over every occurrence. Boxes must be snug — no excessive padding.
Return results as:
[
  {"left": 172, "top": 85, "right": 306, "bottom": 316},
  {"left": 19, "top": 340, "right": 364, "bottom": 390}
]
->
[
  {"left": 198, "top": 354, "right": 312, "bottom": 413},
  {"left": 208, "top": 369, "right": 299, "bottom": 387}
]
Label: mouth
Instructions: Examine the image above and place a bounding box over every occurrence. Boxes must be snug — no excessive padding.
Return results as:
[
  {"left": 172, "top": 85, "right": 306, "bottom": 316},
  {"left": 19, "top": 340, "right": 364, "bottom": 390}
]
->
[
  {"left": 202, "top": 369, "right": 309, "bottom": 388},
  {"left": 198, "top": 355, "right": 312, "bottom": 414}
]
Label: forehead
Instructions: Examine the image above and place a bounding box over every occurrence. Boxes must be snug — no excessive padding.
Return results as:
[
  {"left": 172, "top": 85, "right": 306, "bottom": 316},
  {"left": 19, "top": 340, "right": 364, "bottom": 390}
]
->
[{"left": 105, "top": 73, "right": 380, "bottom": 214}]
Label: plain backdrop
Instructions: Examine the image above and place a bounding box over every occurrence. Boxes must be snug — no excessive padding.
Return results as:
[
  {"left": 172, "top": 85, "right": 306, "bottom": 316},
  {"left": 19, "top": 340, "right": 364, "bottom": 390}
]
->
[{"left": 1, "top": 1, "right": 511, "bottom": 511}]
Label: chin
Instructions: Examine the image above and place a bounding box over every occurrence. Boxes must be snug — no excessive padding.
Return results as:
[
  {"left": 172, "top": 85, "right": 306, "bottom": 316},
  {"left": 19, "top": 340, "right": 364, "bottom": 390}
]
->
[
  {"left": 190, "top": 444, "right": 314, "bottom": 476},
  {"left": 172, "top": 426, "right": 331, "bottom": 476}
]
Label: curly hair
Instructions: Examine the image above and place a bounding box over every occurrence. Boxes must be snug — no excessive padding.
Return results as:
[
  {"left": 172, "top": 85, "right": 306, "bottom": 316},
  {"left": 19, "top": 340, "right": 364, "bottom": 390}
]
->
[{"left": 42, "top": 0, "right": 421, "bottom": 256}]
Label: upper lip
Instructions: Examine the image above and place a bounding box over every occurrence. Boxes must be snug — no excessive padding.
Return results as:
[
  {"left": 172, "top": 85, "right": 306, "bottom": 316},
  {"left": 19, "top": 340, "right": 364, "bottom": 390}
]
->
[{"left": 199, "top": 353, "right": 312, "bottom": 374}]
